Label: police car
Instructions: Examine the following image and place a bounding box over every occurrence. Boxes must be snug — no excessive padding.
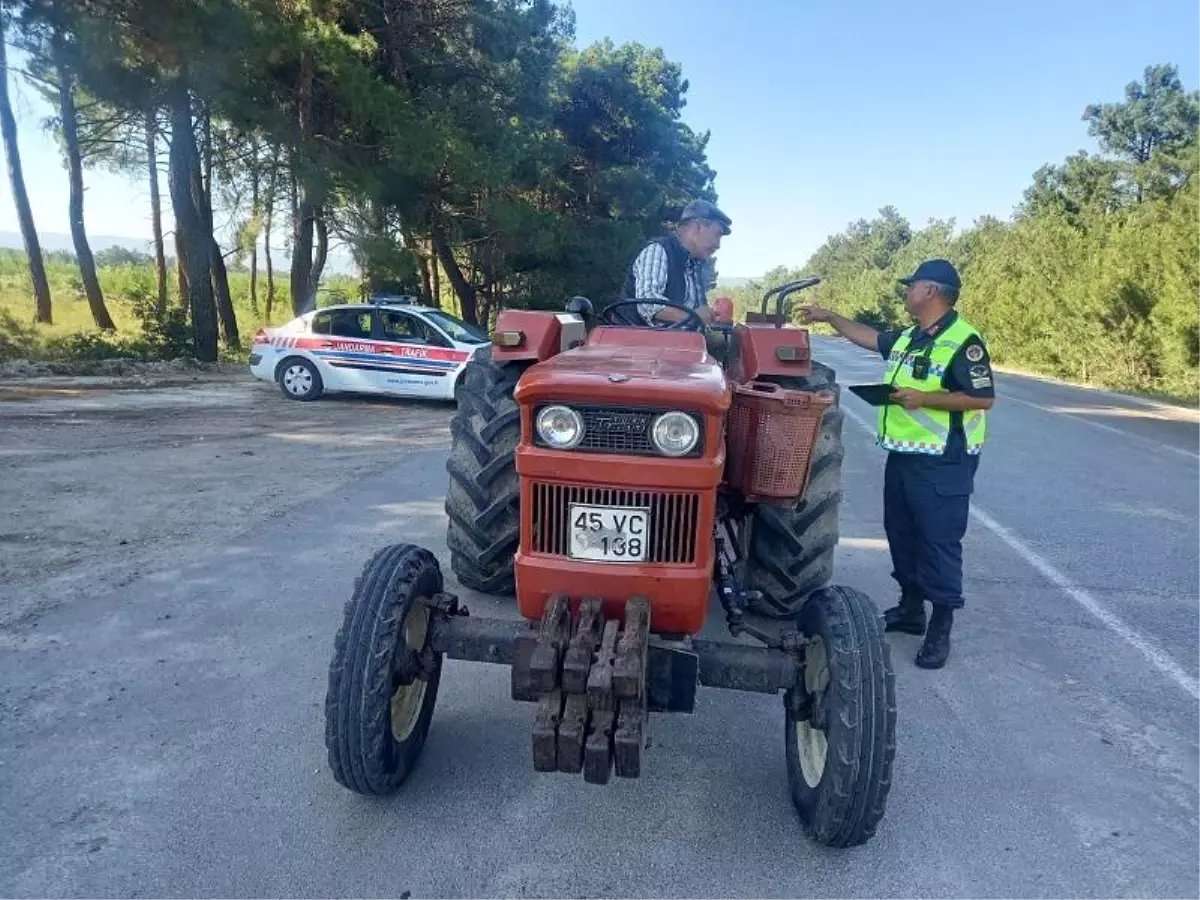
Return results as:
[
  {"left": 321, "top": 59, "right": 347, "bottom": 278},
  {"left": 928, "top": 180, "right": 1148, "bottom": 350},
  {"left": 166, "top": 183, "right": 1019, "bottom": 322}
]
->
[{"left": 248, "top": 299, "right": 489, "bottom": 402}]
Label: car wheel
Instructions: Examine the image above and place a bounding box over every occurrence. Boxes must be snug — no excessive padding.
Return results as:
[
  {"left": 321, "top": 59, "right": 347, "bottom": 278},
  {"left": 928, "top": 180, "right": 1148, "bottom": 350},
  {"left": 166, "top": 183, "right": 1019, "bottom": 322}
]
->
[{"left": 277, "top": 356, "right": 324, "bottom": 401}]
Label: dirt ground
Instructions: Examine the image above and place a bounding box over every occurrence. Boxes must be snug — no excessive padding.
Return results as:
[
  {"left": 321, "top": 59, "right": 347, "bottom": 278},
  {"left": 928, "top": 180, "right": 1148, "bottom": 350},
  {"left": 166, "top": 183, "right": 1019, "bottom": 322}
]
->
[{"left": 0, "top": 369, "right": 454, "bottom": 629}]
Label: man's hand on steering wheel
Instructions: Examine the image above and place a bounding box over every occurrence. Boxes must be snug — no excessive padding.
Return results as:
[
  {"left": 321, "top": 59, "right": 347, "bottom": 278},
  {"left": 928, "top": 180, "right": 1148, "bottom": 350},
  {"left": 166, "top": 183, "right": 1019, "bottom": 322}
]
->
[
  {"left": 597, "top": 299, "right": 710, "bottom": 331},
  {"left": 654, "top": 304, "right": 715, "bottom": 327}
]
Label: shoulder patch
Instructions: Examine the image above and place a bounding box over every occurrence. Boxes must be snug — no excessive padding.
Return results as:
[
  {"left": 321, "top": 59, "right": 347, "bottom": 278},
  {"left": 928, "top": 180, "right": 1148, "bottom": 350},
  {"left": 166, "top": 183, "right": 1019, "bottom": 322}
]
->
[{"left": 965, "top": 344, "right": 984, "bottom": 362}]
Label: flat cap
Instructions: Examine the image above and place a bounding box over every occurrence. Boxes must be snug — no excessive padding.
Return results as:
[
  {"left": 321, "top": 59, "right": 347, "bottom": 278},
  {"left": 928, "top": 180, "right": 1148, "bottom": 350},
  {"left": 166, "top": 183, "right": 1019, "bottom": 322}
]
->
[{"left": 680, "top": 199, "right": 731, "bottom": 235}]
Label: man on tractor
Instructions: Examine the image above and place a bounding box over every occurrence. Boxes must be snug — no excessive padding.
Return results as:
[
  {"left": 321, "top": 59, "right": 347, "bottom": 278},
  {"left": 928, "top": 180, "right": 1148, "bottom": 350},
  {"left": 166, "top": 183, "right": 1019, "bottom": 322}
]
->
[{"left": 620, "top": 199, "right": 731, "bottom": 327}]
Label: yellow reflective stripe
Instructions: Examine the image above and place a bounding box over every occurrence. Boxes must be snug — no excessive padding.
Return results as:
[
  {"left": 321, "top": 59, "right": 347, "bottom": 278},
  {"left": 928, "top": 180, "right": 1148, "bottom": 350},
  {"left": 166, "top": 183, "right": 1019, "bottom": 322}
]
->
[{"left": 907, "top": 408, "right": 950, "bottom": 437}]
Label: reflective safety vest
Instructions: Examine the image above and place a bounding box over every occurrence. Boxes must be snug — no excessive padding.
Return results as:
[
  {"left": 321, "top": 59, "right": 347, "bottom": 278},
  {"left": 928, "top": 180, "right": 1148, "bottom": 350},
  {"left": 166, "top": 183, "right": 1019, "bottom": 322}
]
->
[{"left": 877, "top": 316, "right": 988, "bottom": 456}]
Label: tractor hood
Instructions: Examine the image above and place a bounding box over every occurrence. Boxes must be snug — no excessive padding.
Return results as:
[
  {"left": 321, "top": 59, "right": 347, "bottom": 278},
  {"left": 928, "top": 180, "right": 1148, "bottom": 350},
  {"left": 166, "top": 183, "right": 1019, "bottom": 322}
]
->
[{"left": 513, "top": 327, "right": 732, "bottom": 415}]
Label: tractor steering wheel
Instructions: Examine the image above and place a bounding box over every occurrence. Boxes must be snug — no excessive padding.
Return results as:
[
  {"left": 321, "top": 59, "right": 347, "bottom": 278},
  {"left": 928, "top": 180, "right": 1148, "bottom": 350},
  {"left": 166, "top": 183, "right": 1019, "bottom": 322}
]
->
[{"left": 598, "top": 299, "right": 707, "bottom": 331}]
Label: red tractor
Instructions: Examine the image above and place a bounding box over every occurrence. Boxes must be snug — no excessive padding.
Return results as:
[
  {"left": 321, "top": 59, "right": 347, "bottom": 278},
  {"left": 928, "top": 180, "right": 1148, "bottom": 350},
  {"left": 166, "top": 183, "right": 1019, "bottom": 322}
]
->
[{"left": 323, "top": 280, "right": 897, "bottom": 848}]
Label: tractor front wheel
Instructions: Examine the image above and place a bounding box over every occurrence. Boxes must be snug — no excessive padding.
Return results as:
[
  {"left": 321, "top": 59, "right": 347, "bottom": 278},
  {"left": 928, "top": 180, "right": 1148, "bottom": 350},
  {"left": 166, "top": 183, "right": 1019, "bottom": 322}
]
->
[
  {"left": 324, "top": 543, "right": 443, "bottom": 795},
  {"left": 785, "top": 584, "right": 896, "bottom": 848}
]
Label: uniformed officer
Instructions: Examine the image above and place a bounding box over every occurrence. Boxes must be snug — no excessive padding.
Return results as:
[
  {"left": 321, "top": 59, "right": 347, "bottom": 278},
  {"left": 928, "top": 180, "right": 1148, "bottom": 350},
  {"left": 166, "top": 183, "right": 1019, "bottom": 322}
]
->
[{"left": 799, "top": 259, "right": 995, "bottom": 669}]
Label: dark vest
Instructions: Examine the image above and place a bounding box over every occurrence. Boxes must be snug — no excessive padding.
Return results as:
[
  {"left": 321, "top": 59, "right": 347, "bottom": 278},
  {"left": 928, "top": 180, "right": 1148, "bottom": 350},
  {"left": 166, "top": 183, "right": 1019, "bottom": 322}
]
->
[{"left": 621, "top": 235, "right": 690, "bottom": 305}]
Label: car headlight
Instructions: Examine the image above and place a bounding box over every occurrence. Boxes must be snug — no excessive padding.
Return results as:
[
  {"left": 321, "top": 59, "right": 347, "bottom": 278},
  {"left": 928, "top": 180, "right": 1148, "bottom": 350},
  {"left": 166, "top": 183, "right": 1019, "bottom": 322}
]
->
[
  {"left": 536, "top": 405, "right": 584, "bottom": 449},
  {"left": 651, "top": 411, "right": 700, "bottom": 457}
]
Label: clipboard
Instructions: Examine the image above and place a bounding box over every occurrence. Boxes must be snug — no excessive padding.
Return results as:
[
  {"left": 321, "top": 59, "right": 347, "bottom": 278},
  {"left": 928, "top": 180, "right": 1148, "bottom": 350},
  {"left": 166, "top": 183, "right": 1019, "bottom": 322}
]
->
[{"left": 848, "top": 383, "right": 897, "bottom": 406}]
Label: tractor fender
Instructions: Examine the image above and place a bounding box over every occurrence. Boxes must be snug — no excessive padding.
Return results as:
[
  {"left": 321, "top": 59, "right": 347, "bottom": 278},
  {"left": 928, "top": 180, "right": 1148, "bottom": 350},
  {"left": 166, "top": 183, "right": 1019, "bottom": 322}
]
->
[
  {"left": 730, "top": 323, "right": 814, "bottom": 382},
  {"left": 491, "top": 309, "right": 587, "bottom": 363}
]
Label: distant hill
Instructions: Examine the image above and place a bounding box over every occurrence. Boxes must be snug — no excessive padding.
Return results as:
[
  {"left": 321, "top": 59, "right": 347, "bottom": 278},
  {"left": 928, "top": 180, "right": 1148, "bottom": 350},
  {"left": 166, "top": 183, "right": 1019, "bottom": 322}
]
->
[
  {"left": 0, "top": 229, "right": 159, "bottom": 256},
  {"left": 0, "top": 230, "right": 358, "bottom": 276},
  {"left": 716, "top": 276, "right": 753, "bottom": 288}
]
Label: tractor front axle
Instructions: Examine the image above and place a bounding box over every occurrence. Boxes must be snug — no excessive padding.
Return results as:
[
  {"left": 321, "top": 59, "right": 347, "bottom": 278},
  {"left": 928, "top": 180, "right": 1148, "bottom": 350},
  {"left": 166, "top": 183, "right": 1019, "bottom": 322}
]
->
[{"left": 422, "top": 592, "right": 806, "bottom": 783}]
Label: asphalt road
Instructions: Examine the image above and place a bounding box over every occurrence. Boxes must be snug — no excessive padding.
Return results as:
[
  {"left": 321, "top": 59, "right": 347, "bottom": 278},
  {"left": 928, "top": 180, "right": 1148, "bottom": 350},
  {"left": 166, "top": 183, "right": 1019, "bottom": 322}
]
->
[{"left": 1, "top": 340, "right": 1197, "bottom": 899}]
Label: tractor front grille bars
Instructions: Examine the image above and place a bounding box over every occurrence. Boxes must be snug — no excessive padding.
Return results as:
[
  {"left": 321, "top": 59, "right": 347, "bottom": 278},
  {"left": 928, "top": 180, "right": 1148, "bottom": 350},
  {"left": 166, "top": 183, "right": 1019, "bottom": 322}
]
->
[{"left": 530, "top": 482, "right": 701, "bottom": 565}]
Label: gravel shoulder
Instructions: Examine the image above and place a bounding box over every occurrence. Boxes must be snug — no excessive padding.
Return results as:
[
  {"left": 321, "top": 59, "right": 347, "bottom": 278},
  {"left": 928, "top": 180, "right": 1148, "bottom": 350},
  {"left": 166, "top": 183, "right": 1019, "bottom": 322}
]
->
[{"left": 0, "top": 371, "right": 453, "bottom": 629}]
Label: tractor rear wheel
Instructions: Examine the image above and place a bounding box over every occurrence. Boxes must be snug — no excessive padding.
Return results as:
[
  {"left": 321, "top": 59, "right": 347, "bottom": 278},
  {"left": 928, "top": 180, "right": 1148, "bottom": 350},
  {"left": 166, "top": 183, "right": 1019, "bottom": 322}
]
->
[
  {"left": 746, "top": 362, "right": 845, "bottom": 618},
  {"left": 785, "top": 585, "right": 896, "bottom": 848},
  {"left": 445, "top": 347, "right": 525, "bottom": 595},
  {"left": 325, "top": 543, "right": 443, "bottom": 795}
]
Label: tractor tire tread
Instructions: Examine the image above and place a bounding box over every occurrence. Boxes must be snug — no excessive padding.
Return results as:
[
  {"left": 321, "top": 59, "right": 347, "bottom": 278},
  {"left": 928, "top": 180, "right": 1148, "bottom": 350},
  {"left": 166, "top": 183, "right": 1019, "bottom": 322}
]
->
[
  {"left": 746, "top": 376, "right": 845, "bottom": 617},
  {"left": 325, "top": 543, "right": 442, "bottom": 796},
  {"left": 444, "top": 346, "right": 524, "bottom": 596},
  {"left": 789, "top": 584, "right": 896, "bottom": 848}
]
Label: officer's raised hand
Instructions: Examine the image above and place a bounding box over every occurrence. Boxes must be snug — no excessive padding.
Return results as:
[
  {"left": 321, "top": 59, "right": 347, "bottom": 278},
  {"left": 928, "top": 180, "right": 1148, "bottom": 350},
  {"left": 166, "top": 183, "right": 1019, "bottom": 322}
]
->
[{"left": 799, "top": 305, "right": 883, "bottom": 353}]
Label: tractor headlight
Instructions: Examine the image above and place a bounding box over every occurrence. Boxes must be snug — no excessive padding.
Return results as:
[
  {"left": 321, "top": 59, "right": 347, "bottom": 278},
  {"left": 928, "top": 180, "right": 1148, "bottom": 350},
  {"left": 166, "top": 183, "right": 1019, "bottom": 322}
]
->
[
  {"left": 651, "top": 411, "right": 700, "bottom": 457},
  {"left": 536, "top": 405, "right": 584, "bottom": 449}
]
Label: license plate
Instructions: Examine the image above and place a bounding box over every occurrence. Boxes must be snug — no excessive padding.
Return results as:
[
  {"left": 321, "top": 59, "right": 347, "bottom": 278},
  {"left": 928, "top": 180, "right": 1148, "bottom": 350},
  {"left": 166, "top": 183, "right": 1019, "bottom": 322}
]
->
[{"left": 568, "top": 503, "right": 650, "bottom": 562}]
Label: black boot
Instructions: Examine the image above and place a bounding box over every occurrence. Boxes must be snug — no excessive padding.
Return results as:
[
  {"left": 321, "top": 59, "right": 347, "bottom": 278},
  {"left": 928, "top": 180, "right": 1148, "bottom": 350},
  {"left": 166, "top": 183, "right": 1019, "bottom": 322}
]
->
[
  {"left": 883, "top": 592, "right": 926, "bottom": 635},
  {"left": 915, "top": 606, "right": 953, "bottom": 669}
]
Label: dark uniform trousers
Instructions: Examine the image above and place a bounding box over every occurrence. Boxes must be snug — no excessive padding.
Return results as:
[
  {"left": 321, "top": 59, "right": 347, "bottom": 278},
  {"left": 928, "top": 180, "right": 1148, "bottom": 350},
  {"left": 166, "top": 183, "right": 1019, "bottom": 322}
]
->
[{"left": 883, "top": 433, "right": 979, "bottom": 610}]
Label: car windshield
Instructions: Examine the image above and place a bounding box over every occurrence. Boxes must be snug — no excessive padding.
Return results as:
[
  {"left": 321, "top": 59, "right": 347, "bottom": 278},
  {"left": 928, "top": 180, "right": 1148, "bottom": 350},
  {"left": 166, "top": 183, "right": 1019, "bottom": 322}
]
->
[{"left": 423, "top": 310, "right": 488, "bottom": 344}]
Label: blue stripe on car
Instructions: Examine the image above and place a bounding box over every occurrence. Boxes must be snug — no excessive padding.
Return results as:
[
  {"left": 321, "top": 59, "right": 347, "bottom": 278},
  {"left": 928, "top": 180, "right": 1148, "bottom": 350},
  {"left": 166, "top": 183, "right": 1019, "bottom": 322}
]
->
[{"left": 312, "top": 349, "right": 457, "bottom": 369}]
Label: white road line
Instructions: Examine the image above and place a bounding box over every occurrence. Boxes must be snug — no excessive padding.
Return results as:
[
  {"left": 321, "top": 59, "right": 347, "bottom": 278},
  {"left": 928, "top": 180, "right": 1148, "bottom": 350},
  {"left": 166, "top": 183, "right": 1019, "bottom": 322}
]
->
[
  {"left": 839, "top": 401, "right": 1200, "bottom": 700},
  {"left": 1001, "top": 393, "right": 1200, "bottom": 461},
  {"left": 988, "top": 362, "right": 1200, "bottom": 419}
]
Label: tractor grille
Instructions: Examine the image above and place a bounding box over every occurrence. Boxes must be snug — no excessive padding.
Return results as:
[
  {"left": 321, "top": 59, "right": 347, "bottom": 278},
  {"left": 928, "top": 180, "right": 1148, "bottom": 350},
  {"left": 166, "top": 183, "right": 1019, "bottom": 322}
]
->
[
  {"left": 530, "top": 482, "right": 701, "bottom": 564},
  {"left": 533, "top": 405, "right": 702, "bottom": 457},
  {"left": 576, "top": 407, "right": 655, "bottom": 454}
]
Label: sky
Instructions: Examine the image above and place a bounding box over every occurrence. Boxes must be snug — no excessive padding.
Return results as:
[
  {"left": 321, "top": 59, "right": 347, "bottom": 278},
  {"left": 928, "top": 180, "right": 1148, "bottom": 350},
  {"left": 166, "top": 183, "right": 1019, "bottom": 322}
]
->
[{"left": 0, "top": 0, "right": 1196, "bottom": 279}]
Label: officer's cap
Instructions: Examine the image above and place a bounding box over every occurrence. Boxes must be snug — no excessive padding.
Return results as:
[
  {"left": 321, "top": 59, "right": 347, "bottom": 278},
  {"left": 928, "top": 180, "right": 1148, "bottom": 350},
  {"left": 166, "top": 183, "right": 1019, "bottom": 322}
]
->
[
  {"left": 898, "top": 258, "right": 961, "bottom": 290},
  {"left": 680, "top": 199, "right": 732, "bottom": 235}
]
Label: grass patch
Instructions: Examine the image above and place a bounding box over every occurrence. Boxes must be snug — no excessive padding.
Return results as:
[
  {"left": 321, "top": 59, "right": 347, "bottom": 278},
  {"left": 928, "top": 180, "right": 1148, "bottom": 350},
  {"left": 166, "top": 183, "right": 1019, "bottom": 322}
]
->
[{"left": 0, "top": 248, "right": 359, "bottom": 364}]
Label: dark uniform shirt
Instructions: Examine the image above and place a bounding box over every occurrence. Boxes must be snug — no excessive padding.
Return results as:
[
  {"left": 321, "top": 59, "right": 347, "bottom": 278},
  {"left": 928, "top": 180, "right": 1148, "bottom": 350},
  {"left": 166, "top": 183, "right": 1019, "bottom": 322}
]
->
[{"left": 877, "top": 309, "right": 995, "bottom": 493}]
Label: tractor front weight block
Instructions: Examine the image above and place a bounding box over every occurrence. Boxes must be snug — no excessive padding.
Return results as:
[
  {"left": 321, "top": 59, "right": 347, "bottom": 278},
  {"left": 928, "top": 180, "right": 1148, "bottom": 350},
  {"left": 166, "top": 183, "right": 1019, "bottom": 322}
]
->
[{"left": 423, "top": 593, "right": 804, "bottom": 784}]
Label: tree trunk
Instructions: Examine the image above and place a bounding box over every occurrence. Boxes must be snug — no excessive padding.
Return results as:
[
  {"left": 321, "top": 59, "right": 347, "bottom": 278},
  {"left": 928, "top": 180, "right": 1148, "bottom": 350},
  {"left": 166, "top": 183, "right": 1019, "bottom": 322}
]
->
[
  {"left": 0, "top": 26, "right": 51, "bottom": 322},
  {"left": 202, "top": 108, "right": 212, "bottom": 203},
  {"left": 416, "top": 250, "right": 432, "bottom": 305},
  {"left": 431, "top": 239, "right": 440, "bottom": 308},
  {"left": 190, "top": 107, "right": 238, "bottom": 345},
  {"left": 168, "top": 83, "right": 218, "bottom": 362},
  {"left": 264, "top": 146, "right": 278, "bottom": 320},
  {"left": 289, "top": 53, "right": 318, "bottom": 316},
  {"left": 404, "top": 227, "right": 432, "bottom": 303},
  {"left": 248, "top": 144, "right": 259, "bottom": 318},
  {"left": 174, "top": 225, "right": 189, "bottom": 307},
  {"left": 146, "top": 111, "right": 168, "bottom": 316},
  {"left": 209, "top": 236, "right": 238, "bottom": 346},
  {"left": 55, "top": 38, "right": 114, "bottom": 331},
  {"left": 304, "top": 208, "right": 327, "bottom": 302},
  {"left": 431, "top": 226, "right": 477, "bottom": 325},
  {"left": 290, "top": 178, "right": 315, "bottom": 315},
  {"left": 190, "top": 155, "right": 238, "bottom": 347}
]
